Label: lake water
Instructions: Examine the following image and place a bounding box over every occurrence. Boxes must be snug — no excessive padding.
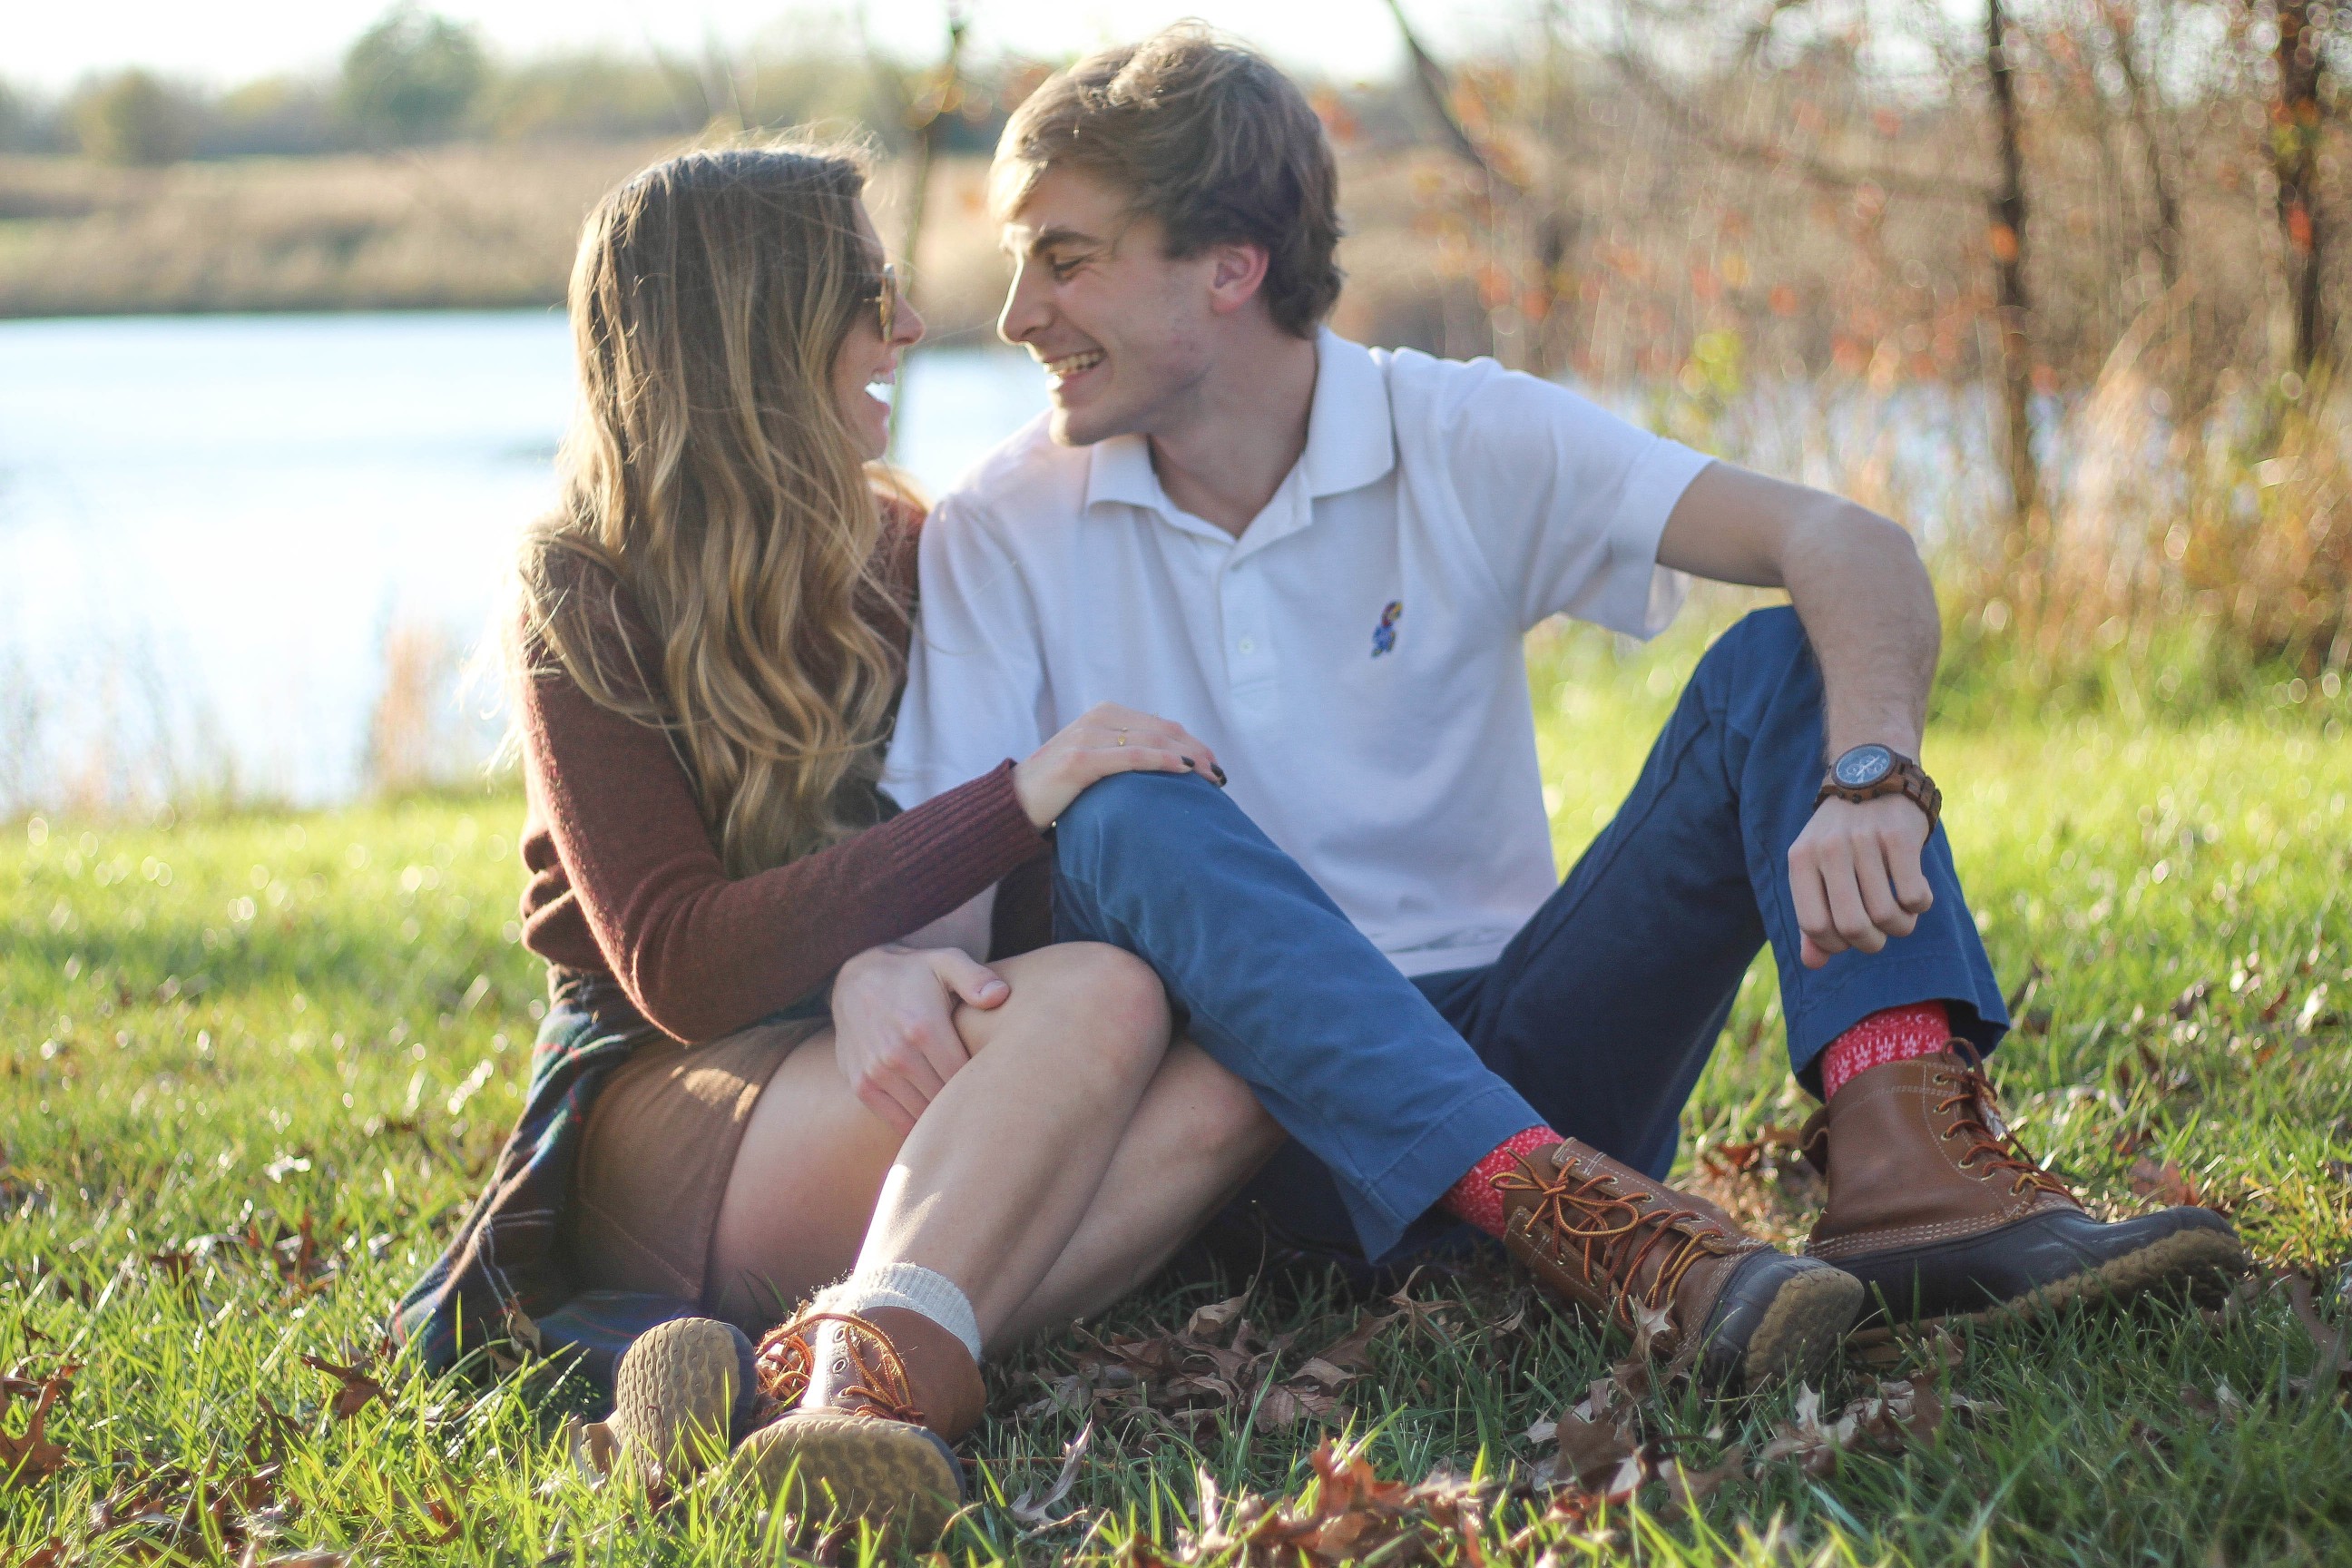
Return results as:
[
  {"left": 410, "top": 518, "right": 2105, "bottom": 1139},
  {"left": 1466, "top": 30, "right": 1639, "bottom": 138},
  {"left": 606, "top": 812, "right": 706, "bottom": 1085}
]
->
[
  {"left": 0, "top": 311, "right": 1050, "bottom": 811},
  {"left": 0, "top": 309, "right": 2014, "bottom": 814}
]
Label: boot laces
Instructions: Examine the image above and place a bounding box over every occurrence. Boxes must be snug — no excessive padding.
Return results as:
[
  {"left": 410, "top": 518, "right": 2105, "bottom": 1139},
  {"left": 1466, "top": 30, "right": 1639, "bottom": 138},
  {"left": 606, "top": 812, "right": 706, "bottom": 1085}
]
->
[
  {"left": 1492, "top": 1158, "right": 1736, "bottom": 1328},
  {"left": 1933, "top": 1050, "right": 2073, "bottom": 1201},
  {"left": 752, "top": 1309, "right": 926, "bottom": 1427}
]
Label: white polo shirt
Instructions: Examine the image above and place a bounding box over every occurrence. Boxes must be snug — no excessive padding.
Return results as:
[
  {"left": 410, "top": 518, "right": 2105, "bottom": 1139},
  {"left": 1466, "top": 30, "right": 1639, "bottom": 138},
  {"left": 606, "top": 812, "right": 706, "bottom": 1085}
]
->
[{"left": 883, "top": 329, "right": 1710, "bottom": 975}]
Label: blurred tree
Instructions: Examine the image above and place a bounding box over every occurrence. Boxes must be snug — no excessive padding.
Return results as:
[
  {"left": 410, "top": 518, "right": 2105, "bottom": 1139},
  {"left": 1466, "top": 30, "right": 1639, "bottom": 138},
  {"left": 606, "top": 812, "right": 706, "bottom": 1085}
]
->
[
  {"left": 204, "top": 75, "right": 342, "bottom": 157},
  {"left": 2261, "top": 0, "right": 2331, "bottom": 373},
  {"left": 1985, "top": 0, "right": 2042, "bottom": 542},
  {"left": 72, "top": 70, "right": 198, "bottom": 165},
  {"left": 0, "top": 79, "right": 45, "bottom": 152},
  {"left": 340, "top": 5, "right": 487, "bottom": 145}
]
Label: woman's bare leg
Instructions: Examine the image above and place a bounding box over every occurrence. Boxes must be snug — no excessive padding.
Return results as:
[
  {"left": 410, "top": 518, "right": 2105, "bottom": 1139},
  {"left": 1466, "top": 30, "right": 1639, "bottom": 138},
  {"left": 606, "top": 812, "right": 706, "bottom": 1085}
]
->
[
  {"left": 987, "top": 1038, "right": 1283, "bottom": 1349},
  {"left": 706, "top": 942, "right": 1172, "bottom": 1332}
]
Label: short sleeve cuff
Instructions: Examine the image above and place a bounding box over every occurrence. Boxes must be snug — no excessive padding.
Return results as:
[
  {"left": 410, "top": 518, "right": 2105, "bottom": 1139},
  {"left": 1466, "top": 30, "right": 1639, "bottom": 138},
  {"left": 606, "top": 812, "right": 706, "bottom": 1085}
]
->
[{"left": 1583, "top": 439, "right": 1710, "bottom": 641}]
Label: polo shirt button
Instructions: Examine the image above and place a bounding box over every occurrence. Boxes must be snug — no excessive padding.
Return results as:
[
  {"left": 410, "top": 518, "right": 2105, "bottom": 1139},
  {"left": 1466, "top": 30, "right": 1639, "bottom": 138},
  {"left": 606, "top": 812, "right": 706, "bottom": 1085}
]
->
[{"left": 1238, "top": 637, "right": 1256, "bottom": 654}]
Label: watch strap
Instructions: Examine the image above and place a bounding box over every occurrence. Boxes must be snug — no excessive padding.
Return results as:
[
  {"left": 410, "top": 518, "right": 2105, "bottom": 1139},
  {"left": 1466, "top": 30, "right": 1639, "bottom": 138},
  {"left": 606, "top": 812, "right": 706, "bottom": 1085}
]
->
[{"left": 1815, "top": 754, "right": 1942, "bottom": 831}]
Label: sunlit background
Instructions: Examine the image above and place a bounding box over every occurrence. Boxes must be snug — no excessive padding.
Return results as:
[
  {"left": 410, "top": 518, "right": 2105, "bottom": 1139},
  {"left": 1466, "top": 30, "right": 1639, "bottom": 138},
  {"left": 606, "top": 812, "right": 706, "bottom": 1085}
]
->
[{"left": 3, "top": 1, "right": 2345, "bottom": 813}]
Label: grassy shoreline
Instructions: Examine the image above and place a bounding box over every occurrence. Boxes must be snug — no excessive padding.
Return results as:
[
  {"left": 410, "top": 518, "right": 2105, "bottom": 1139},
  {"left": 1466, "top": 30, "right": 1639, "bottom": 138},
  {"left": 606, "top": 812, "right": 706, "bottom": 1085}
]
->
[{"left": 5, "top": 638, "right": 2351, "bottom": 1563}]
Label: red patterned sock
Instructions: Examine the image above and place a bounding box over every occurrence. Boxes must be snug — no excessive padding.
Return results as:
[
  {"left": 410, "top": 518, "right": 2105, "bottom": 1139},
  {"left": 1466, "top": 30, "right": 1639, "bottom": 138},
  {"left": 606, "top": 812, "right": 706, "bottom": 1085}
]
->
[
  {"left": 1440, "top": 1125, "right": 1561, "bottom": 1238},
  {"left": 1818, "top": 1001, "right": 1954, "bottom": 1100}
]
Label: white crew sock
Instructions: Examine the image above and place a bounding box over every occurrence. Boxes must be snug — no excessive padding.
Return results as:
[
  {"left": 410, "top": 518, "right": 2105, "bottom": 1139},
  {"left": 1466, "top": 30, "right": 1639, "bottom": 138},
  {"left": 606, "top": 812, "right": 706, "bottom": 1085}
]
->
[{"left": 810, "top": 1261, "right": 983, "bottom": 1363}]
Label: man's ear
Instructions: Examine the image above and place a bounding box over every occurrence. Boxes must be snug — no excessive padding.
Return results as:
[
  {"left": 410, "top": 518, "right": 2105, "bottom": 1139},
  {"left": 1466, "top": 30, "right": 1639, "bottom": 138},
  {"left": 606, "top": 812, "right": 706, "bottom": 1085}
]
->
[{"left": 1204, "top": 240, "right": 1272, "bottom": 317}]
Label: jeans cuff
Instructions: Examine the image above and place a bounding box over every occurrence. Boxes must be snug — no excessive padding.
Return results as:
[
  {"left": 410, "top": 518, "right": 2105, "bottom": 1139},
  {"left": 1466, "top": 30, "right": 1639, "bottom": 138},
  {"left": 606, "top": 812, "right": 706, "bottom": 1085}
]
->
[
  {"left": 1784, "top": 950, "right": 2011, "bottom": 1079},
  {"left": 1344, "top": 1081, "right": 1547, "bottom": 1262}
]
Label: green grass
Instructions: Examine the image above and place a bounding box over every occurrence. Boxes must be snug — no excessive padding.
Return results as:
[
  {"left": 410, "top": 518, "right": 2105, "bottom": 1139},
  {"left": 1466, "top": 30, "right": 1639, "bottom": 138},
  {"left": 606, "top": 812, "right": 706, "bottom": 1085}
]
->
[{"left": 5, "top": 621, "right": 2351, "bottom": 1564}]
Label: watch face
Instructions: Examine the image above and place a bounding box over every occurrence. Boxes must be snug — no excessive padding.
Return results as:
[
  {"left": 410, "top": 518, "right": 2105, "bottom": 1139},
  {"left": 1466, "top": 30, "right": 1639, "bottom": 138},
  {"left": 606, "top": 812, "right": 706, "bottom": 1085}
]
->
[{"left": 1834, "top": 745, "right": 1896, "bottom": 788}]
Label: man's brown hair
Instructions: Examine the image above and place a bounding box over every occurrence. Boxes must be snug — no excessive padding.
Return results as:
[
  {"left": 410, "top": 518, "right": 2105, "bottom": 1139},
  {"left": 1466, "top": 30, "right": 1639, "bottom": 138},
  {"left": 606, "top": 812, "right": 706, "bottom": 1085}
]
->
[{"left": 994, "top": 24, "right": 1343, "bottom": 338}]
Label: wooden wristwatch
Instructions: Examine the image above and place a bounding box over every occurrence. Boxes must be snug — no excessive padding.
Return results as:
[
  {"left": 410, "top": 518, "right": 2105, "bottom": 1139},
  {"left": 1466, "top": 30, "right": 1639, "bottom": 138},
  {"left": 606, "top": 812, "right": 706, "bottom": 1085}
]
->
[{"left": 1815, "top": 744, "right": 1941, "bottom": 831}]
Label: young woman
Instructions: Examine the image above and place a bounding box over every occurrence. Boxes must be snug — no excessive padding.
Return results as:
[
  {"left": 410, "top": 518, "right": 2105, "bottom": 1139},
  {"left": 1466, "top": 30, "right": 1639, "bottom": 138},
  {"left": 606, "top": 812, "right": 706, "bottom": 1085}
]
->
[{"left": 393, "top": 143, "right": 1283, "bottom": 1536}]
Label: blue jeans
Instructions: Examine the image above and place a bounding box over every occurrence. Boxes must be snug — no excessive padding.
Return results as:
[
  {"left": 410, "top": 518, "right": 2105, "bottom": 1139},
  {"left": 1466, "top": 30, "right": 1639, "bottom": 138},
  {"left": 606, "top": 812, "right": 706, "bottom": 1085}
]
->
[{"left": 1051, "top": 608, "right": 2008, "bottom": 1263}]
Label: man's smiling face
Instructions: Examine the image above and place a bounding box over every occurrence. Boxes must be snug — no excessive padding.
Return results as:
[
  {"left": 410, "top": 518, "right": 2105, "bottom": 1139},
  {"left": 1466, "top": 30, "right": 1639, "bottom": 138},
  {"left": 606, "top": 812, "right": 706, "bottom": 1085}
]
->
[{"left": 994, "top": 164, "right": 1220, "bottom": 447}]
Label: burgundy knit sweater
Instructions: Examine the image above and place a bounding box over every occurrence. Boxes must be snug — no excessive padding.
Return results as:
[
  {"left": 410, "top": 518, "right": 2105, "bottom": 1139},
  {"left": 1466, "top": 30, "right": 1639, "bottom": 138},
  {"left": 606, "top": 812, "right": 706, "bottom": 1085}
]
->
[{"left": 514, "top": 514, "right": 1049, "bottom": 1044}]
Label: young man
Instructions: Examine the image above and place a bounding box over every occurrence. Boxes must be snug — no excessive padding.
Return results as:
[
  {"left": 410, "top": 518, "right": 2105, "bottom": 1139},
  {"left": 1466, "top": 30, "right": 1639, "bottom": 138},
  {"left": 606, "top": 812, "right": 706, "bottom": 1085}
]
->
[{"left": 877, "top": 25, "right": 2245, "bottom": 1387}]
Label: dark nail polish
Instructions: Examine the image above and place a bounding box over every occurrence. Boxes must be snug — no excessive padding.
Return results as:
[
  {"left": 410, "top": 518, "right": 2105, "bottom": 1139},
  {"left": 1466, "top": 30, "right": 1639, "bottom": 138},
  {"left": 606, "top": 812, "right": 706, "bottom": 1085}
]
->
[
  {"left": 1211, "top": 765, "right": 1229, "bottom": 787},
  {"left": 1181, "top": 756, "right": 1195, "bottom": 768}
]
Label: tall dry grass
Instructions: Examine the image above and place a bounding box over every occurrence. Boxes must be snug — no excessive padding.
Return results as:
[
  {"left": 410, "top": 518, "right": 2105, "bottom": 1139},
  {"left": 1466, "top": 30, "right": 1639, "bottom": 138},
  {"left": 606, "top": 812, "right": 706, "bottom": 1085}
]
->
[{"left": 0, "top": 143, "right": 665, "bottom": 317}]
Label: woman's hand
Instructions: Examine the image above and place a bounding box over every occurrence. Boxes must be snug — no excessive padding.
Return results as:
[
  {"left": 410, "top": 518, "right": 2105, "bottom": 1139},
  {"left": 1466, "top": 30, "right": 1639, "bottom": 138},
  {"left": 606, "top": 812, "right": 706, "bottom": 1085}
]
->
[
  {"left": 831, "top": 945, "right": 1010, "bottom": 1134},
  {"left": 1014, "top": 702, "right": 1225, "bottom": 829}
]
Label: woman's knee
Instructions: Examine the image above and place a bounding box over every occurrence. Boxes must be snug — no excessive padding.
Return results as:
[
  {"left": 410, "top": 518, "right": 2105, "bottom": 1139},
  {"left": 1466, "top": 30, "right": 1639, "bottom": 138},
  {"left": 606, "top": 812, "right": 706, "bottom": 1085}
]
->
[
  {"left": 1043, "top": 941, "right": 1171, "bottom": 1037},
  {"left": 974, "top": 942, "right": 1171, "bottom": 1066},
  {"left": 1180, "top": 1044, "right": 1281, "bottom": 1160}
]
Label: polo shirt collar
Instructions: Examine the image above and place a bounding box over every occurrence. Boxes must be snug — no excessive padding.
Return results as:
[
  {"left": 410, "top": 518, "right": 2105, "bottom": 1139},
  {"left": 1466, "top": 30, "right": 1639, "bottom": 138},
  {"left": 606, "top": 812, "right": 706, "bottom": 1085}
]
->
[
  {"left": 1300, "top": 328, "right": 1396, "bottom": 499},
  {"left": 1081, "top": 328, "right": 1396, "bottom": 533}
]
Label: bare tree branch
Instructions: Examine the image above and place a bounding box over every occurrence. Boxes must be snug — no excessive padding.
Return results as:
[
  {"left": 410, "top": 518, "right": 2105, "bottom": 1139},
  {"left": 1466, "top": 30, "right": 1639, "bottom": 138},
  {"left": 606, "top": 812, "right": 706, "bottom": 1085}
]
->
[{"left": 1602, "top": 44, "right": 1992, "bottom": 204}]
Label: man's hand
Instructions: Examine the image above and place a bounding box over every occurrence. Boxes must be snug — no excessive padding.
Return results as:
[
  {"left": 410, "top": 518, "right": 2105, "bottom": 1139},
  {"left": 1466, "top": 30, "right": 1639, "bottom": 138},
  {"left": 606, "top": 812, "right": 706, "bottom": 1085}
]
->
[
  {"left": 830, "top": 945, "right": 1010, "bottom": 1133},
  {"left": 1787, "top": 794, "right": 1936, "bottom": 969},
  {"left": 1013, "top": 701, "right": 1224, "bottom": 829}
]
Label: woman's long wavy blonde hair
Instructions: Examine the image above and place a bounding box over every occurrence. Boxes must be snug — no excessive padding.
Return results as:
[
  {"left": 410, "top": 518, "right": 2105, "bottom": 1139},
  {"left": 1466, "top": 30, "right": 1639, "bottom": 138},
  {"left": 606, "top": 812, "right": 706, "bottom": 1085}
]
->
[{"left": 517, "top": 144, "right": 906, "bottom": 877}]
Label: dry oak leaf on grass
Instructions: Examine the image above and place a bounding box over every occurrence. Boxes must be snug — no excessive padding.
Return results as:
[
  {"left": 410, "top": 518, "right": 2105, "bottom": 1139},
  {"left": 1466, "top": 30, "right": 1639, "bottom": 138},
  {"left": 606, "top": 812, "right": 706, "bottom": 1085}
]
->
[
  {"left": 2283, "top": 1271, "right": 2352, "bottom": 1398},
  {"left": 85, "top": 1452, "right": 291, "bottom": 1563},
  {"left": 2127, "top": 1155, "right": 2221, "bottom": 1210},
  {"left": 1753, "top": 1362, "right": 1998, "bottom": 1481},
  {"left": 0, "top": 1362, "right": 78, "bottom": 1487},
  {"left": 300, "top": 1353, "right": 386, "bottom": 1420},
  {"left": 1046, "top": 1298, "right": 1400, "bottom": 1435},
  {"left": 1178, "top": 1440, "right": 1489, "bottom": 1568},
  {"left": 1522, "top": 1301, "right": 1684, "bottom": 1500},
  {"left": 1008, "top": 1418, "right": 1094, "bottom": 1530}
]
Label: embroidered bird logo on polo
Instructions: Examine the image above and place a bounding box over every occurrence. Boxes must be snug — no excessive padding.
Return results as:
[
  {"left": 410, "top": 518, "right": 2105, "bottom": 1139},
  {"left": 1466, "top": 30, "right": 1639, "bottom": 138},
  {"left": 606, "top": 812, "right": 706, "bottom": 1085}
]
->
[{"left": 1370, "top": 600, "right": 1403, "bottom": 657}]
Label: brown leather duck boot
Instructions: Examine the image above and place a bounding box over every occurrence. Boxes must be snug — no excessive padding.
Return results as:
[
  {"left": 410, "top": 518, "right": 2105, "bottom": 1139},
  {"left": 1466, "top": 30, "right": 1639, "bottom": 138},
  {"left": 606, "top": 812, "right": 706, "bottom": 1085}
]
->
[
  {"left": 1798, "top": 1048, "right": 2249, "bottom": 1324},
  {"left": 728, "top": 1308, "right": 985, "bottom": 1545},
  {"left": 1495, "top": 1141, "right": 1864, "bottom": 1396}
]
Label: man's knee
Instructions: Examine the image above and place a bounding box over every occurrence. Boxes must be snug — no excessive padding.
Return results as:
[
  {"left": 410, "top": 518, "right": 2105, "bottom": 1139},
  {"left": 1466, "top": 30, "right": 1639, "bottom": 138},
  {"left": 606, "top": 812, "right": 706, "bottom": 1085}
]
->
[{"left": 1054, "top": 769, "right": 1205, "bottom": 867}]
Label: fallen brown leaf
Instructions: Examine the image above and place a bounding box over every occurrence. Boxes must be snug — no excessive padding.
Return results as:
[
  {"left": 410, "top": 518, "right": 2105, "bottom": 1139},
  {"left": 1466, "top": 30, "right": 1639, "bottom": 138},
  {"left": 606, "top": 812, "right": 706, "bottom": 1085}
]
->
[
  {"left": 1548, "top": 1410, "right": 1641, "bottom": 1491},
  {"left": 2284, "top": 1273, "right": 2352, "bottom": 1395},
  {"left": 1655, "top": 1442, "right": 1748, "bottom": 1523},
  {"left": 399, "top": 1483, "right": 466, "bottom": 1546},
  {"left": 0, "top": 1363, "right": 75, "bottom": 1488},
  {"left": 1188, "top": 1441, "right": 1494, "bottom": 1567},
  {"left": 1009, "top": 1419, "right": 1094, "bottom": 1530},
  {"left": 2128, "top": 1155, "right": 2210, "bottom": 1209},
  {"left": 299, "top": 1354, "right": 383, "bottom": 1420},
  {"left": 1183, "top": 1298, "right": 1247, "bottom": 1341},
  {"left": 1308, "top": 1310, "right": 1396, "bottom": 1376}
]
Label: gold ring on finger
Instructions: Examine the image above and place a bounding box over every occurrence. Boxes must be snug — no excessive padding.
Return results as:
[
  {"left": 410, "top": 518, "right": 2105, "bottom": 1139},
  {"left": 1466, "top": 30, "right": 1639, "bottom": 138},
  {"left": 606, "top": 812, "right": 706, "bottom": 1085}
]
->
[{"left": 1117, "top": 733, "right": 1127, "bottom": 746}]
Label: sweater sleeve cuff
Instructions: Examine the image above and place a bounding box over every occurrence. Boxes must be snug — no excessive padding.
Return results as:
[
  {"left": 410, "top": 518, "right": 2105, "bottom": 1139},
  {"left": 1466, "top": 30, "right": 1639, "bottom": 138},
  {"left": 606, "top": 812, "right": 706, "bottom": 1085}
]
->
[{"left": 879, "top": 760, "right": 1046, "bottom": 893}]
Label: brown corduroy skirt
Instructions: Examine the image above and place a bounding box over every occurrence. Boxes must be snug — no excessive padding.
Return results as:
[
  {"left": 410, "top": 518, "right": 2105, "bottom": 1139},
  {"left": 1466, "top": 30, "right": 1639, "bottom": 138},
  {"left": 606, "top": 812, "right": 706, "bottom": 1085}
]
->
[{"left": 569, "top": 1015, "right": 828, "bottom": 1310}]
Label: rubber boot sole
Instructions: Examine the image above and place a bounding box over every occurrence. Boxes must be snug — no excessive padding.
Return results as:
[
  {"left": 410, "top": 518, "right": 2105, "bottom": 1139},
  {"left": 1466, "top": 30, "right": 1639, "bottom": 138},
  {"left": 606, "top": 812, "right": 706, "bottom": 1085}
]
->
[
  {"left": 1740, "top": 1263, "right": 1866, "bottom": 1390},
  {"left": 1835, "top": 1210, "right": 2250, "bottom": 1328},
  {"left": 609, "top": 1317, "right": 754, "bottom": 1490},
  {"left": 1929, "top": 1224, "right": 2248, "bottom": 1327},
  {"left": 723, "top": 1411, "right": 964, "bottom": 1547}
]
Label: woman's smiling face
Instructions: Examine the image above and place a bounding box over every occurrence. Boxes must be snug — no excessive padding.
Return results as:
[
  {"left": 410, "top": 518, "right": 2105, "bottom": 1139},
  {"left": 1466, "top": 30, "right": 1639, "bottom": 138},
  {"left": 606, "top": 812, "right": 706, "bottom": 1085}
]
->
[{"left": 832, "top": 201, "right": 925, "bottom": 461}]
